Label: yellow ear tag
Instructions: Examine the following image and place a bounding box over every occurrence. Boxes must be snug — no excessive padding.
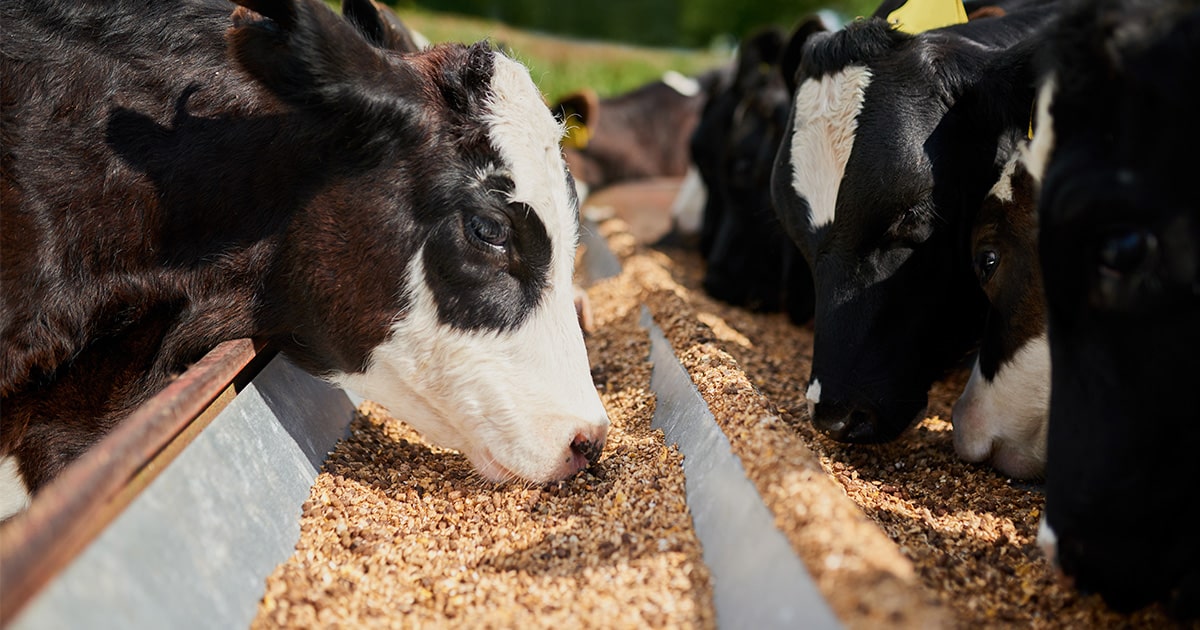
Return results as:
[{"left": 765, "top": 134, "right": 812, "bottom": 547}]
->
[
  {"left": 886, "top": 0, "right": 968, "bottom": 34},
  {"left": 563, "top": 122, "right": 590, "bottom": 150}
]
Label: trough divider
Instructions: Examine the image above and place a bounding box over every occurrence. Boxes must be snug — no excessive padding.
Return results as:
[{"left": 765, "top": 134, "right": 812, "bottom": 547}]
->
[
  {"left": 0, "top": 338, "right": 271, "bottom": 626},
  {"left": 580, "top": 220, "right": 840, "bottom": 628}
]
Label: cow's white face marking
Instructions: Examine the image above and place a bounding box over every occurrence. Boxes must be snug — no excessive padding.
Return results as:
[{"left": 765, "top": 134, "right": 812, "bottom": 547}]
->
[
  {"left": 1024, "top": 75, "right": 1057, "bottom": 183},
  {"left": 0, "top": 456, "right": 31, "bottom": 521},
  {"left": 951, "top": 334, "right": 1050, "bottom": 479},
  {"left": 990, "top": 149, "right": 1023, "bottom": 203},
  {"left": 670, "top": 165, "right": 707, "bottom": 235},
  {"left": 789, "top": 66, "right": 873, "bottom": 232},
  {"left": 333, "top": 53, "right": 608, "bottom": 484}
]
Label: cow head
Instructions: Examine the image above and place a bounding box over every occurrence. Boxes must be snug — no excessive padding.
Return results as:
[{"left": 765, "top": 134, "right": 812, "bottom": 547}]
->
[
  {"left": 700, "top": 23, "right": 816, "bottom": 323},
  {"left": 1035, "top": 0, "right": 1200, "bottom": 617},
  {"left": 230, "top": 0, "right": 608, "bottom": 484},
  {"left": 951, "top": 146, "right": 1049, "bottom": 479},
  {"left": 770, "top": 9, "right": 1049, "bottom": 442}
]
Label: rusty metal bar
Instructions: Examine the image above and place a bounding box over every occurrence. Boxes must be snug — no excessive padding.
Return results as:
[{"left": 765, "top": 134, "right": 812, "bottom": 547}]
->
[{"left": 0, "top": 338, "right": 271, "bottom": 626}]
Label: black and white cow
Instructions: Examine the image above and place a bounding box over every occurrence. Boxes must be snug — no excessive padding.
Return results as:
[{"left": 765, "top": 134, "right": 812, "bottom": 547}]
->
[
  {"left": 694, "top": 25, "right": 818, "bottom": 323},
  {"left": 770, "top": 0, "right": 1056, "bottom": 442},
  {"left": 1033, "top": 0, "right": 1200, "bottom": 617},
  {"left": 0, "top": 0, "right": 607, "bottom": 518},
  {"left": 550, "top": 70, "right": 718, "bottom": 200},
  {"left": 951, "top": 143, "right": 1049, "bottom": 479}
]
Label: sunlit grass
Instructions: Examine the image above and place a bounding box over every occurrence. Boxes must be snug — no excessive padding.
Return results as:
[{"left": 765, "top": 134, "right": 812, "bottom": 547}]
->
[{"left": 391, "top": 7, "right": 729, "bottom": 102}]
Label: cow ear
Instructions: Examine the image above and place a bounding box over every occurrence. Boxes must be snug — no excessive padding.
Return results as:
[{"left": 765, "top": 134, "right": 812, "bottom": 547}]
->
[
  {"left": 735, "top": 27, "right": 786, "bottom": 91},
  {"left": 228, "top": 0, "right": 418, "bottom": 117},
  {"left": 781, "top": 16, "right": 828, "bottom": 95},
  {"left": 551, "top": 90, "right": 599, "bottom": 150},
  {"left": 342, "top": 0, "right": 421, "bottom": 53},
  {"left": 934, "top": 38, "right": 1040, "bottom": 214}
]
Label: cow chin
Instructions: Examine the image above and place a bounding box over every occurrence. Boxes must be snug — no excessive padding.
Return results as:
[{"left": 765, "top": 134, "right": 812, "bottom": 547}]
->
[
  {"left": 951, "top": 337, "right": 1050, "bottom": 479},
  {"left": 809, "top": 394, "right": 926, "bottom": 444}
]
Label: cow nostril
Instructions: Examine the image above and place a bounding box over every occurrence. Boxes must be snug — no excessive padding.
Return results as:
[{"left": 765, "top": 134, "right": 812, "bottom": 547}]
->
[
  {"left": 813, "top": 403, "right": 880, "bottom": 443},
  {"left": 570, "top": 432, "right": 604, "bottom": 467}
]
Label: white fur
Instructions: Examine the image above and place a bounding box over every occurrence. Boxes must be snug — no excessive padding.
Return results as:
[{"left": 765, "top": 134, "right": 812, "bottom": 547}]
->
[
  {"left": 804, "top": 378, "right": 823, "bottom": 422},
  {"left": 952, "top": 334, "right": 1051, "bottom": 479},
  {"left": 1024, "top": 75, "right": 1057, "bottom": 183},
  {"left": 1037, "top": 516, "right": 1058, "bottom": 564},
  {"left": 789, "top": 66, "right": 873, "bottom": 231},
  {"left": 670, "top": 165, "right": 707, "bottom": 235},
  {"left": 332, "top": 54, "right": 608, "bottom": 484},
  {"left": 990, "top": 149, "right": 1023, "bottom": 203},
  {"left": 0, "top": 456, "right": 31, "bottom": 520},
  {"left": 661, "top": 70, "right": 701, "bottom": 98},
  {"left": 805, "top": 378, "right": 822, "bottom": 404}
]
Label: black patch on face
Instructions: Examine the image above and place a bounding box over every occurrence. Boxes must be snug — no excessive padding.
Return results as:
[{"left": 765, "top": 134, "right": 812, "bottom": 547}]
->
[{"left": 423, "top": 172, "right": 554, "bottom": 332}]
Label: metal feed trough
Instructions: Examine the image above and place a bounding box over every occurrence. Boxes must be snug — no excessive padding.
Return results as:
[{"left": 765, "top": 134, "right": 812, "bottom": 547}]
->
[{"left": 1, "top": 200, "right": 841, "bottom": 630}]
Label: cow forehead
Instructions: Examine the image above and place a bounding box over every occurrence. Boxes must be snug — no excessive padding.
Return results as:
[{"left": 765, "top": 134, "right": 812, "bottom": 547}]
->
[
  {"left": 788, "top": 66, "right": 873, "bottom": 235},
  {"left": 1024, "top": 75, "right": 1057, "bottom": 183},
  {"left": 483, "top": 53, "right": 575, "bottom": 252}
]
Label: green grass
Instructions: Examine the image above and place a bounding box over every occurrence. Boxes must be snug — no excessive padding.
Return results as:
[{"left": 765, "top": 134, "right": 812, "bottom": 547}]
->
[{"left": 391, "top": 7, "right": 729, "bottom": 102}]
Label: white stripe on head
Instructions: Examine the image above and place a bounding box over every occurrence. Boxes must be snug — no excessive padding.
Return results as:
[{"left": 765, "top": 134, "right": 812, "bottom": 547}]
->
[
  {"left": 989, "top": 148, "right": 1023, "bottom": 203},
  {"left": 483, "top": 53, "right": 576, "bottom": 259},
  {"left": 670, "top": 165, "right": 707, "bottom": 235},
  {"left": 0, "top": 456, "right": 31, "bottom": 521},
  {"left": 1023, "top": 74, "right": 1057, "bottom": 183},
  {"left": 789, "top": 66, "right": 872, "bottom": 232},
  {"left": 952, "top": 334, "right": 1051, "bottom": 478}
]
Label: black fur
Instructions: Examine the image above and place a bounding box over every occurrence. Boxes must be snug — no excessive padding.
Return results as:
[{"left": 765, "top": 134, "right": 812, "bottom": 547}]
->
[
  {"left": 1038, "top": 0, "right": 1200, "bottom": 618},
  {"left": 0, "top": 0, "right": 553, "bottom": 492},
  {"left": 770, "top": 1, "right": 1057, "bottom": 443}
]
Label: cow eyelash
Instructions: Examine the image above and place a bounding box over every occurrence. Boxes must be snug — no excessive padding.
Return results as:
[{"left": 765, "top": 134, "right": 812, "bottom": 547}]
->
[{"left": 466, "top": 214, "right": 510, "bottom": 250}]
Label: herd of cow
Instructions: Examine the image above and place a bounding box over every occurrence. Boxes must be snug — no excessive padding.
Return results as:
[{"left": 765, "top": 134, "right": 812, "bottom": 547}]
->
[
  {"left": 0, "top": 0, "right": 1195, "bottom": 620},
  {"left": 554, "top": 0, "right": 1198, "bottom": 617}
]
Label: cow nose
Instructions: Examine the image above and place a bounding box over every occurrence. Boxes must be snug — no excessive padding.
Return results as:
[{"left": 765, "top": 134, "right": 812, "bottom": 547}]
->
[
  {"left": 812, "top": 401, "right": 882, "bottom": 443},
  {"left": 703, "top": 271, "right": 742, "bottom": 305},
  {"left": 569, "top": 424, "right": 607, "bottom": 470}
]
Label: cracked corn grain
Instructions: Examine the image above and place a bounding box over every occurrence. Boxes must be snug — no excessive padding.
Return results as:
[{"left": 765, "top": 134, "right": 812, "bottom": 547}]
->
[
  {"left": 618, "top": 218, "right": 1178, "bottom": 629},
  {"left": 253, "top": 266, "right": 713, "bottom": 629}
]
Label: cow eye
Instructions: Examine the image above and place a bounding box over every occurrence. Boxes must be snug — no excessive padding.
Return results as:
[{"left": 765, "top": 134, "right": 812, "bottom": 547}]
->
[
  {"left": 1099, "top": 228, "right": 1154, "bottom": 274},
  {"left": 975, "top": 250, "right": 999, "bottom": 284},
  {"left": 467, "top": 214, "right": 509, "bottom": 249}
]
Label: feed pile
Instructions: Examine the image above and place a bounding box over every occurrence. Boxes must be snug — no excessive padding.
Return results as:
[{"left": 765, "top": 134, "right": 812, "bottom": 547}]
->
[
  {"left": 609, "top": 214, "right": 1178, "bottom": 629},
  {"left": 253, "top": 262, "right": 714, "bottom": 628},
  {"left": 253, "top": 195, "right": 1179, "bottom": 628}
]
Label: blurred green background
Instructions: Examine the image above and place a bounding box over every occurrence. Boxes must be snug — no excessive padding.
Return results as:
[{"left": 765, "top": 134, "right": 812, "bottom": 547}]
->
[
  {"left": 366, "top": 1, "right": 878, "bottom": 103},
  {"left": 403, "top": 0, "right": 877, "bottom": 48}
]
